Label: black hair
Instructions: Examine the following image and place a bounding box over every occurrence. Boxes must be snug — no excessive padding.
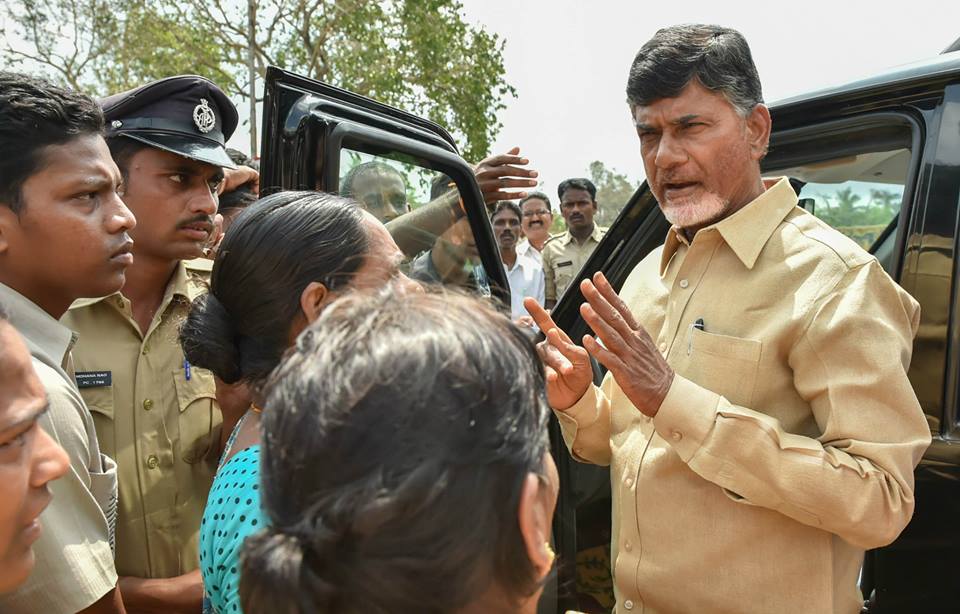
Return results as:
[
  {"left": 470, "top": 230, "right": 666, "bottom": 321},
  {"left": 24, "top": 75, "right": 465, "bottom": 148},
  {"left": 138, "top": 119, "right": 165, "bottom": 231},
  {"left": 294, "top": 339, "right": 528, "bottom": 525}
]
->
[
  {"left": 626, "top": 24, "right": 763, "bottom": 115},
  {"left": 179, "top": 191, "right": 369, "bottom": 387},
  {"left": 557, "top": 178, "right": 597, "bottom": 202},
  {"left": 240, "top": 287, "right": 552, "bottom": 614},
  {"left": 339, "top": 161, "right": 405, "bottom": 199},
  {"left": 519, "top": 191, "right": 552, "bottom": 213},
  {"left": 491, "top": 200, "right": 522, "bottom": 223},
  {"left": 0, "top": 72, "right": 105, "bottom": 213}
]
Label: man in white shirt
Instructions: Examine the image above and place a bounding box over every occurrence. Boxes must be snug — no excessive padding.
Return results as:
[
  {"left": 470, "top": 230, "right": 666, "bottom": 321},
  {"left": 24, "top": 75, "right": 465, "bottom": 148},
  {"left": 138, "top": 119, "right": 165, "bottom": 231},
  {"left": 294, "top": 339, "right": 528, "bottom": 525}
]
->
[
  {"left": 492, "top": 201, "right": 544, "bottom": 323},
  {"left": 517, "top": 191, "right": 554, "bottom": 263}
]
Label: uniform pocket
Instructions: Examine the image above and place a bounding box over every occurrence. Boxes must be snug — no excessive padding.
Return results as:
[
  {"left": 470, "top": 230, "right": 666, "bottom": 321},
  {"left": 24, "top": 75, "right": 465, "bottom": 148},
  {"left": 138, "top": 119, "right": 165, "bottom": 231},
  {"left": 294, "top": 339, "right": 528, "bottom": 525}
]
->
[
  {"left": 88, "top": 453, "right": 119, "bottom": 553},
  {"left": 172, "top": 367, "right": 218, "bottom": 464},
  {"left": 80, "top": 386, "right": 116, "bottom": 459},
  {"left": 685, "top": 328, "right": 762, "bottom": 407}
]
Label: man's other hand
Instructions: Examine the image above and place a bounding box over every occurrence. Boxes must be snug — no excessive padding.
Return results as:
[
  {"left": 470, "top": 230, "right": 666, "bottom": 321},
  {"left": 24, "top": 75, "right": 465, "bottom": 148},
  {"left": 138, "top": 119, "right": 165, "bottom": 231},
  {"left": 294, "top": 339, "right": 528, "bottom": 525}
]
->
[
  {"left": 524, "top": 297, "right": 593, "bottom": 411},
  {"left": 579, "top": 272, "right": 674, "bottom": 417}
]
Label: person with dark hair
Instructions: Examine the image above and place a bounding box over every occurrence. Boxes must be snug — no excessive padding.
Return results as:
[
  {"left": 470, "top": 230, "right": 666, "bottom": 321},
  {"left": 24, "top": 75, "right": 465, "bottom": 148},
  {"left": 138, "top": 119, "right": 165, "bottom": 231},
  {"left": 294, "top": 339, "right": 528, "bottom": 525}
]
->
[
  {"left": 526, "top": 24, "right": 929, "bottom": 613},
  {"left": 541, "top": 178, "right": 606, "bottom": 307},
  {"left": 0, "top": 310, "right": 70, "bottom": 595},
  {"left": 60, "top": 75, "right": 240, "bottom": 612},
  {"left": 340, "top": 160, "right": 409, "bottom": 222},
  {"left": 179, "top": 190, "right": 418, "bottom": 614},
  {"left": 517, "top": 191, "right": 553, "bottom": 260},
  {"left": 492, "top": 201, "right": 544, "bottom": 323},
  {"left": 215, "top": 148, "right": 261, "bottom": 239},
  {"left": 0, "top": 71, "right": 133, "bottom": 614},
  {"left": 240, "top": 287, "right": 559, "bottom": 614}
]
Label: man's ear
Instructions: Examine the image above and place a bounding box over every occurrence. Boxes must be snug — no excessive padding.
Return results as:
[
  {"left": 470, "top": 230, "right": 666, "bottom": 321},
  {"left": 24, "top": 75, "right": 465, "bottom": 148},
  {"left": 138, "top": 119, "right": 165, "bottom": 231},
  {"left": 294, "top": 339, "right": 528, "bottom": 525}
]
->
[
  {"left": 0, "top": 204, "right": 18, "bottom": 255},
  {"left": 299, "top": 281, "right": 330, "bottom": 324},
  {"left": 517, "top": 472, "right": 554, "bottom": 580},
  {"left": 746, "top": 103, "right": 772, "bottom": 160}
]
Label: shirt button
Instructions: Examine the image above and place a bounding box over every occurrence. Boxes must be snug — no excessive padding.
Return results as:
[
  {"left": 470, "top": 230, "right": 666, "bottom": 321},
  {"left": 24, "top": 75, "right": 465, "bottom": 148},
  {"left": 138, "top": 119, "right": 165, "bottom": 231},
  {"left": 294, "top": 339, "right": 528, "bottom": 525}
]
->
[
  {"left": 146, "top": 455, "right": 159, "bottom": 469},
  {"left": 658, "top": 342, "right": 667, "bottom": 352},
  {"left": 141, "top": 347, "right": 149, "bottom": 356},
  {"left": 142, "top": 399, "right": 154, "bottom": 411},
  {"left": 671, "top": 430, "right": 683, "bottom": 441},
  {"left": 624, "top": 600, "right": 635, "bottom": 610},
  {"left": 679, "top": 279, "right": 689, "bottom": 289},
  {"left": 624, "top": 476, "right": 633, "bottom": 488},
  {"left": 624, "top": 541, "right": 632, "bottom": 551}
]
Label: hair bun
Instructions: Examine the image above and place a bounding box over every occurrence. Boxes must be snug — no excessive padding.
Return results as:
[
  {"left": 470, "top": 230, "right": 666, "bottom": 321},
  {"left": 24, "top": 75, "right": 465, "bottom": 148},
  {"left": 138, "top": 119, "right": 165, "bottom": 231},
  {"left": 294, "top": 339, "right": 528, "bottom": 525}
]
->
[{"left": 180, "top": 293, "right": 242, "bottom": 383}]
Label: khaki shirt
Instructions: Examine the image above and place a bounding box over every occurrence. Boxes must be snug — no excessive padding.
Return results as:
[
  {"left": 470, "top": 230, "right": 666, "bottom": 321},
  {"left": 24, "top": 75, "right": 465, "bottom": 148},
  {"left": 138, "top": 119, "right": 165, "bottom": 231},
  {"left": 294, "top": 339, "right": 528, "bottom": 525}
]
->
[
  {"left": 556, "top": 178, "right": 931, "bottom": 614},
  {"left": 61, "top": 259, "right": 221, "bottom": 578},
  {"left": 541, "top": 225, "right": 606, "bottom": 303},
  {"left": 0, "top": 283, "right": 118, "bottom": 613}
]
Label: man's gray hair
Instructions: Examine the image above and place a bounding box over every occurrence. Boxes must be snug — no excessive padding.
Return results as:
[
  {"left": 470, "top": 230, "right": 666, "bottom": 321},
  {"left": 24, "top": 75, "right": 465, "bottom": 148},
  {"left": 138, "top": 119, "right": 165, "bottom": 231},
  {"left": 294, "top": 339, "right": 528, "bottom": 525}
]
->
[{"left": 626, "top": 24, "right": 763, "bottom": 116}]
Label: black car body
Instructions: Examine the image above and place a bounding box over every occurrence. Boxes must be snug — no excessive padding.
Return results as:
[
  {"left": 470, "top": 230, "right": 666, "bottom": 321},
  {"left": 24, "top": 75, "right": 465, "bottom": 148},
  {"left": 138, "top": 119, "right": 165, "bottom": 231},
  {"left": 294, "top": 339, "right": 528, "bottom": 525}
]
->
[{"left": 261, "top": 49, "right": 960, "bottom": 612}]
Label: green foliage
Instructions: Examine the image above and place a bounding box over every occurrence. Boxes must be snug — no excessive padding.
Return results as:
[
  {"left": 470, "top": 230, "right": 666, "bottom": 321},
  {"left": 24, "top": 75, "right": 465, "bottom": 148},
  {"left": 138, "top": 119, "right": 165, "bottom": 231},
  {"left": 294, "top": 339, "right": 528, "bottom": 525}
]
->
[
  {"left": 814, "top": 186, "right": 902, "bottom": 249},
  {"left": 1, "top": 0, "right": 513, "bottom": 160},
  {"left": 588, "top": 160, "right": 641, "bottom": 228}
]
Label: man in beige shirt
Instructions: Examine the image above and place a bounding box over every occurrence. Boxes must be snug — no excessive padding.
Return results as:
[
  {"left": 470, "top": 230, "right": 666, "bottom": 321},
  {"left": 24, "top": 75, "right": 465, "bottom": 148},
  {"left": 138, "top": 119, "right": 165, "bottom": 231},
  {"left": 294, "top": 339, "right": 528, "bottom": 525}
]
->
[
  {"left": 61, "top": 76, "right": 240, "bottom": 612},
  {"left": 0, "top": 71, "right": 133, "bottom": 613},
  {"left": 542, "top": 178, "right": 607, "bottom": 307},
  {"left": 527, "top": 25, "right": 931, "bottom": 613}
]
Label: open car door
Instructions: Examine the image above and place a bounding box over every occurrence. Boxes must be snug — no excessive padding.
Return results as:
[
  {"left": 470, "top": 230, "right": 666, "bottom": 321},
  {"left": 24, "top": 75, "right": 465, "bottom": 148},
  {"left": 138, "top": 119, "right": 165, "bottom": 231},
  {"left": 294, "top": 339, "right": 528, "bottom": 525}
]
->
[{"left": 259, "top": 67, "right": 507, "bottom": 304}]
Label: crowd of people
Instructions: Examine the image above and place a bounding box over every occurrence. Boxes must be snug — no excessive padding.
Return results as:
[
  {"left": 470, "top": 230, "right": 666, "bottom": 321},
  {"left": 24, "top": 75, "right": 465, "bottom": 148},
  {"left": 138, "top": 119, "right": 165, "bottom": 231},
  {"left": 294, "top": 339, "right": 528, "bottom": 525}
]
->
[{"left": 0, "top": 22, "right": 933, "bottom": 614}]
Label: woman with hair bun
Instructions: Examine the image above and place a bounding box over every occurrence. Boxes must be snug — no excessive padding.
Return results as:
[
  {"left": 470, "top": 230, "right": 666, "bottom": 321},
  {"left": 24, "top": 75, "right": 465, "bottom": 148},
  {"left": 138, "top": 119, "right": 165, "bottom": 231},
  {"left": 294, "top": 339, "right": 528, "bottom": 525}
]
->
[
  {"left": 240, "top": 288, "right": 559, "bottom": 614},
  {"left": 179, "top": 190, "right": 419, "bottom": 614}
]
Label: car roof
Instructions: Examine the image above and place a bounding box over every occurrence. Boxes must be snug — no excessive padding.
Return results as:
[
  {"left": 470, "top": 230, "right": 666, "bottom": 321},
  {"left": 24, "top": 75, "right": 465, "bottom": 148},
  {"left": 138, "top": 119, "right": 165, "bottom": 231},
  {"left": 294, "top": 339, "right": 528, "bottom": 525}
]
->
[{"left": 770, "top": 50, "right": 960, "bottom": 112}]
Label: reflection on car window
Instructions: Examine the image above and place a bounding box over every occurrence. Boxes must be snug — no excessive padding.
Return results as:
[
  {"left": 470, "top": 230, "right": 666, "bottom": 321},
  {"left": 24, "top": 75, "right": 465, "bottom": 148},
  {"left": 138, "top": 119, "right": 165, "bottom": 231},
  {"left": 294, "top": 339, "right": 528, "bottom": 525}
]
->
[
  {"left": 337, "top": 149, "right": 489, "bottom": 295},
  {"left": 772, "top": 148, "right": 908, "bottom": 253}
]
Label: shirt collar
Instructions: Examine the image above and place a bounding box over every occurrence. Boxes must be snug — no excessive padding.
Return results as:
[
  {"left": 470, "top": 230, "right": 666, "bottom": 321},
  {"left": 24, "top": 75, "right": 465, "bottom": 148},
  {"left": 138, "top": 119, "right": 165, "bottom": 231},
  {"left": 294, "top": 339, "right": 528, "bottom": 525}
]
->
[
  {"left": 69, "top": 260, "right": 203, "bottom": 311},
  {"left": 0, "top": 281, "right": 77, "bottom": 368},
  {"left": 562, "top": 225, "right": 604, "bottom": 246},
  {"left": 659, "top": 177, "right": 797, "bottom": 275}
]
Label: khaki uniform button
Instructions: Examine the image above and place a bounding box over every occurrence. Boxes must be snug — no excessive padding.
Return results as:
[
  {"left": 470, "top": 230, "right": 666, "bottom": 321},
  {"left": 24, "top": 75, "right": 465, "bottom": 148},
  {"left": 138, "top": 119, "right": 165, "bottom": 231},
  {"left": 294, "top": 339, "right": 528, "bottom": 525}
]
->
[
  {"left": 146, "top": 455, "right": 159, "bottom": 469},
  {"left": 671, "top": 430, "right": 683, "bottom": 442},
  {"left": 659, "top": 342, "right": 667, "bottom": 352},
  {"left": 624, "top": 476, "right": 633, "bottom": 488},
  {"left": 142, "top": 399, "right": 154, "bottom": 411},
  {"left": 679, "top": 279, "right": 689, "bottom": 289},
  {"left": 624, "top": 599, "right": 634, "bottom": 610},
  {"left": 624, "top": 541, "right": 632, "bottom": 552}
]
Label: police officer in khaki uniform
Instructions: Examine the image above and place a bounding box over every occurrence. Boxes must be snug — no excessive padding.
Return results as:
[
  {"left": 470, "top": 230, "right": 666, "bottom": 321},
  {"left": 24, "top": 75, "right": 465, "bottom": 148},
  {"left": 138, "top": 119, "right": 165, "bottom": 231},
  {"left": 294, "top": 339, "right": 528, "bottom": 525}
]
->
[
  {"left": 61, "top": 76, "right": 239, "bottom": 612},
  {"left": 541, "top": 178, "right": 607, "bottom": 307}
]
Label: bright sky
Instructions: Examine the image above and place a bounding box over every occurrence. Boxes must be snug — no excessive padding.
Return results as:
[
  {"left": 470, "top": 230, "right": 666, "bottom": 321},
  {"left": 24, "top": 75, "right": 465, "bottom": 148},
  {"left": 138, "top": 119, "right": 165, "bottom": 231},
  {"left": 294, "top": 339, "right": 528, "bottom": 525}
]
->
[{"left": 454, "top": 0, "right": 960, "bottom": 195}]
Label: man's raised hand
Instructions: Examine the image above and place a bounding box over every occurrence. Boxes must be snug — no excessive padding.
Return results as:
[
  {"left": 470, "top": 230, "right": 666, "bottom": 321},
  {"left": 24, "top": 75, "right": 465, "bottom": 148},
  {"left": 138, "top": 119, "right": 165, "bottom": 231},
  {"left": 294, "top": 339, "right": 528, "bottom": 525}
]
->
[{"left": 523, "top": 297, "right": 593, "bottom": 411}]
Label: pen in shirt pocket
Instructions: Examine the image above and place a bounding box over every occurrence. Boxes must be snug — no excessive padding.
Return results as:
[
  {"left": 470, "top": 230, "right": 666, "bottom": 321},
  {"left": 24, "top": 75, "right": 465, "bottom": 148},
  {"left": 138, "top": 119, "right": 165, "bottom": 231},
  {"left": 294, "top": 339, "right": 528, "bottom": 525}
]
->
[
  {"left": 183, "top": 358, "right": 192, "bottom": 381},
  {"left": 688, "top": 318, "right": 705, "bottom": 355}
]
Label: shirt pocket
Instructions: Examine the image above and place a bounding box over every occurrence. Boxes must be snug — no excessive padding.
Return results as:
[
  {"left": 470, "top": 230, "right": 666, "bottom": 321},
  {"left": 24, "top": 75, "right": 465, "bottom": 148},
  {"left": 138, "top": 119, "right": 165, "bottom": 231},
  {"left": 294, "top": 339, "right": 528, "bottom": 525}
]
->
[
  {"left": 684, "top": 328, "right": 762, "bottom": 407},
  {"left": 172, "top": 367, "right": 219, "bottom": 464},
  {"left": 553, "top": 263, "right": 575, "bottom": 295},
  {"left": 88, "top": 453, "right": 119, "bottom": 554},
  {"left": 80, "top": 386, "right": 116, "bottom": 458}
]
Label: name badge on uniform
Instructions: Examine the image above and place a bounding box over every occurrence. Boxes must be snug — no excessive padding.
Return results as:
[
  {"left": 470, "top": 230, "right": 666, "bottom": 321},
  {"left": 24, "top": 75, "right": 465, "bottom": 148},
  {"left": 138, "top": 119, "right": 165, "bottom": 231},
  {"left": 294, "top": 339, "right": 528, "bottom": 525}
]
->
[
  {"left": 75, "top": 371, "right": 112, "bottom": 388},
  {"left": 556, "top": 260, "right": 573, "bottom": 268}
]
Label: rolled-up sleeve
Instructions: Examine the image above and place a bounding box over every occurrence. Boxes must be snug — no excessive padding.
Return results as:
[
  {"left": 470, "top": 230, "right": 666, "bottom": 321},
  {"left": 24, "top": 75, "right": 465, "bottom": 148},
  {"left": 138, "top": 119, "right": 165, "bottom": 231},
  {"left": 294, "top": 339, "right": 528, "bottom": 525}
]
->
[{"left": 653, "top": 260, "right": 931, "bottom": 549}]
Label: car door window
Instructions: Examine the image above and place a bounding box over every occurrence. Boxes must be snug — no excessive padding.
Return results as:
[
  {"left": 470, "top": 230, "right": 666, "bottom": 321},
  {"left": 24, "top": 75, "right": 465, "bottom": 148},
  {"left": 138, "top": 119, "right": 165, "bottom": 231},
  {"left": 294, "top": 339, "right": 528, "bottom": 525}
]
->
[
  {"left": 338, "top": 148, "right": 489, "bottom": 295},
  {"left": 771, "top": 147, "right": 909, "bottom": 273}
]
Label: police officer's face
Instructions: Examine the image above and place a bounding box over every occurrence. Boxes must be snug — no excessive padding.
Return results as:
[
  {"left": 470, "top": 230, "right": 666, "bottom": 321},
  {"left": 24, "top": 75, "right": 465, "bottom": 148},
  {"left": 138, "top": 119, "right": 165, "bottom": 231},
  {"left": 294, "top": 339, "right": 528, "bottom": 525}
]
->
[
  {"left": 120, "top": 147, "right": 225, "bottom": 261},
  {"left": 559, "top": 188, "right": 597, "bottom": 232},
  {"left": 351, "top": 171, "right": 409, "bottom": 223},
  {"left": 0, "top": 322, "right": 70, "bottom": 593},
  {"left": 0, "top": 134, "right": 135, "bottom": 314}
]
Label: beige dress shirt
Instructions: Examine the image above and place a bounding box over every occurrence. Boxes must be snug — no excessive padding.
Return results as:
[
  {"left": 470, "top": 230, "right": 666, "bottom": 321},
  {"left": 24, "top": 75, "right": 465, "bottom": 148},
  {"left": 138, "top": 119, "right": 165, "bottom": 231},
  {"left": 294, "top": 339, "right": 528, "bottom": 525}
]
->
[
  {"left": 542, "top": 225, "right": 607, "bottom": 303},
  {"left": 61, "top": 259, "right": 221, "bottom": 578},
  {"left": 556, "top": 178, "right": 931, "bottom": 613},
  {"left": 0, "top": 282, "right": 118, "bottom": 613}
]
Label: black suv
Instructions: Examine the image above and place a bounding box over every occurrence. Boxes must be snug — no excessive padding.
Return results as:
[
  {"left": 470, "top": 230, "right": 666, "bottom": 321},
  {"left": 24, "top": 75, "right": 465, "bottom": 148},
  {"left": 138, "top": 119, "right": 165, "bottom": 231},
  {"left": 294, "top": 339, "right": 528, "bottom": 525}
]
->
[{"left": 260, "top": 47, "right": 960, "bottom": 613}]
